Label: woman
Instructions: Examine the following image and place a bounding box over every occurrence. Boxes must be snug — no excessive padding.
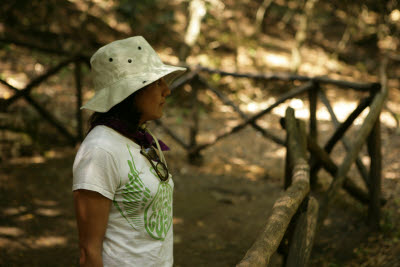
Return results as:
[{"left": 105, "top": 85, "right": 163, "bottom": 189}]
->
[{"left": 73, "top": 36, "right": 186, "bottom": 266}]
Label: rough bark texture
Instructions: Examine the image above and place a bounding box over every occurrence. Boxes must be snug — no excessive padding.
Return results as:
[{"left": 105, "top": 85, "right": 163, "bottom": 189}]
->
[
  {"left": 236, "top": 175, "right": 310, "bottom": 267},
  {"left": 367, "top": 117, "right": 381, "bottom": 229},
  {"left": 237, "top": 108, "right": 310, "bottom": 267},
  {"left": 286, "top": 196, "right": 319, "bottom": 267}
]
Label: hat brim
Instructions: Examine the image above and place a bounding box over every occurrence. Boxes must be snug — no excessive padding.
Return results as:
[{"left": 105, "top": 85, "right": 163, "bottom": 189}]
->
[{"left": 81, "top": 64, "right": 186, "bottom": 112}]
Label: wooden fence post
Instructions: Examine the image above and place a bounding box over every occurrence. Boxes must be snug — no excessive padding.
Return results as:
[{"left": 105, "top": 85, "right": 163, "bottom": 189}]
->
[
  {"left": 308, "top": 82, "right": 318, "bottom": 186},
  {"left": 286, "top": 196, "right": 319, "bottom": 267},
  {"left": 367, "top": 56, "right": 388, "bottom": 229},
  {"left": 237, "top": 108, "right": 310, "bottom": 267},
  {"left": 367, "top": 114, "right": 381, "bottom": 229},
  {"left": 284, "top": 130, "right": 293, "bottom": 189},
  {"left": 188, "top": 78, "right": 202, "bottom": 164},
  {"left": 366, "top": 55, "right": 388, "bottom": 229},
  {"left": 74, "top": 60, "right": 83, "bottom": 141}
]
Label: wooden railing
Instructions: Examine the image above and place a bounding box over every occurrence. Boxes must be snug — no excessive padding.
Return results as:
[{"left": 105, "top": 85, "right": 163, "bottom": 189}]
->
[
  {"left": 232, "top": 60, "right": 387, "bottom": 266},
  {"left": 0, "top": 52, "right": 389, "bottom": 266},
  {"left": 237, "top": 107, "right": 318, "bottom": 266},
  {"left": 159, "top": 66, "right": 386, "bottom": 218},
  {"left": 0, "top": 55, "right": 90, "bottom": 145}
]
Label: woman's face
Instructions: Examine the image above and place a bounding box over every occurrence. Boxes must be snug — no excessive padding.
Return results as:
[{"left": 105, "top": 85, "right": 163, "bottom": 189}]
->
[{"left": 135, "top": 78, "right": 171, "bottom": 125}]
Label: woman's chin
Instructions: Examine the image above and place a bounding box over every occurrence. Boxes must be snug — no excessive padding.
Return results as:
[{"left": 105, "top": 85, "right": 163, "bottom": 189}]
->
[{"left": 152, "top": 113, "right": 163, "bottom": 121}]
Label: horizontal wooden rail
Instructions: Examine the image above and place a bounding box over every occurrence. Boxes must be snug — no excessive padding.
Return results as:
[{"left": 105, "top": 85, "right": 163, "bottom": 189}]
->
[
  {"left": 169, "top": 69, "right": 200, "bottom": 90},
  {"left": 0, "top": 37, "right": 76, "bottom": 56},
  {"left": 197, "top": 66, "right": 380, "bottom": 92}
]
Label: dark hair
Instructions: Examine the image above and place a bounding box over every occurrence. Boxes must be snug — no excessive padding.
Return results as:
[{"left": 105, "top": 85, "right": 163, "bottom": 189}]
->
[{"left": 86, "top": 91, "right": 142, "bottom": 135}]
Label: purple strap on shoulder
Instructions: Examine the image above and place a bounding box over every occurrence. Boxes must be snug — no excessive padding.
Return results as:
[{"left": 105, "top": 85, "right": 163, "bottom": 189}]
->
[
  {"left": 91, "top": 117, "right": 170, "bottom": 151},
  {"left": 131, "top": 130, "right": 170, "bottom": 151}
]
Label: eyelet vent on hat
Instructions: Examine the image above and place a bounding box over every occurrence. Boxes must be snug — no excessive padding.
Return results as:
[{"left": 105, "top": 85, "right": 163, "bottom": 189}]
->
[
  {"left": 143, "top": 81, "right": 147, "bottom": 84},
  {"left": 128, "top": 59, "right": 132, "bottom": 63},
  {"left": 138, "top": 46, "right": 142, "bottom": 50},
  {"left": 109, "top": 58, "right": 113, "bottom": 62}
]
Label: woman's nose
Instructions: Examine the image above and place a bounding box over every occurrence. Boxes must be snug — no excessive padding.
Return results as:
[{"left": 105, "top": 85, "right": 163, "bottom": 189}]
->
[
  {"left": 164, "top": 86, "right": 171, "bottom": 97},
  {"left": 162, "top": 80, "right": 171, "bottom": 96}
]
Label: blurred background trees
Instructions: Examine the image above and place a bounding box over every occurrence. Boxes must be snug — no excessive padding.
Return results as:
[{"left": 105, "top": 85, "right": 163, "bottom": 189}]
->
[{"left": 0, "top": 0, "right": 399, "bottom": 159}]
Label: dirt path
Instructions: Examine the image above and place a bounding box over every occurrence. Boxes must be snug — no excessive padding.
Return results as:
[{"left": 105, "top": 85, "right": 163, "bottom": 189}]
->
[{"left": 0, "top": 150, "right": 282, "bottom": 267}]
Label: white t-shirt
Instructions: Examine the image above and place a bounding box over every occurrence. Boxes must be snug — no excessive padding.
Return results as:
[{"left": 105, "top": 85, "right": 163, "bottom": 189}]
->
[{"left": 73, "top": 125, "right": 174, "bottom": 267}]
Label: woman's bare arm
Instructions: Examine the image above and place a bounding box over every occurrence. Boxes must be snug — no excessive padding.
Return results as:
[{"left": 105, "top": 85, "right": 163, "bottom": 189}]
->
[{"left": 74, "top": 189, "right": 112, "bottom": 267}]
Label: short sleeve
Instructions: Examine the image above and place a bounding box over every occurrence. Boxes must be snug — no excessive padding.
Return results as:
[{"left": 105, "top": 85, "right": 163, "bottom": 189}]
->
[{"left": 73, "top": 146, "right": 119, "bottom": 200}]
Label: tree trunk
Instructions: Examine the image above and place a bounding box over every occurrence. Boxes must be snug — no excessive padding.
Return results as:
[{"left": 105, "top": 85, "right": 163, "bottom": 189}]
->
[
  {"left": 291, "top": 0, "right": 318, "bottom": 73},
  {"left": 179, "top": 0, "right": 206, "bottom": 62}
]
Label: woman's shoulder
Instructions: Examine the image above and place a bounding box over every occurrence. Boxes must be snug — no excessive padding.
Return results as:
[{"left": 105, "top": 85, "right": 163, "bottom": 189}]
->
[{"left": 80, "top": 125, "right": 140, "bottom": 155}]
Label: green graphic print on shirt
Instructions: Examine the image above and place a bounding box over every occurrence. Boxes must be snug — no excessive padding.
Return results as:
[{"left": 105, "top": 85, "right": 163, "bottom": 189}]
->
[
  {"left": 144, "top": 170, "right": 173, "bottom": 240},
  {"left": 113, "top": 145, "right": 173, "bottom": 241}
]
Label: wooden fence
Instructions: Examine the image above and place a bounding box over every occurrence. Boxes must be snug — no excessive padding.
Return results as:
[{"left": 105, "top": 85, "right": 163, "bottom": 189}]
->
[
  {"left": 0, "top": 54, "right": 389, "bottom": 266},
  {"left": 161, "top": 64, "right": 387, "bottom": 266},
  {"left": 0, "top": 55, "right": 90, "bottom": 145},
  {"left": 236, "top": 63, "right": 386, "bottom": 265},
  {"left": 237, "top": 107, "right": 317, "bottom": 266}
]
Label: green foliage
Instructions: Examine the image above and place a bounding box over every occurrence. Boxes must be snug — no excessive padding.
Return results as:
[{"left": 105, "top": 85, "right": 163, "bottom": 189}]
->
[
  {"left": 0, "top": 43, "right": 10, "bottom": 51},
  {"left": 175, "top": 115, "right": 183, "bottom": 125},
  {"left": 211, "top": 74, "right": 221, "bottom": 83},
  {"left": 353, "top": 246, "right": 367, "bottom": 258},
  {"left": 381, "top": 209, "right": 396, "bottom": 233}
]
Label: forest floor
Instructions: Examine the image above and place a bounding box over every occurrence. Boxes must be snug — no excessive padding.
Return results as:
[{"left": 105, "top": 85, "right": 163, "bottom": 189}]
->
[{"left": 1, "top": 101, "right": 400, "bottom": 266}]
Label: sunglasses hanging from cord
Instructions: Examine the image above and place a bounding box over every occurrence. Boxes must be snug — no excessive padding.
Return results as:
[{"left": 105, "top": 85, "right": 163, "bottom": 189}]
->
[{"left": 140, "top": 145, "right": 169, "bottom": 181}]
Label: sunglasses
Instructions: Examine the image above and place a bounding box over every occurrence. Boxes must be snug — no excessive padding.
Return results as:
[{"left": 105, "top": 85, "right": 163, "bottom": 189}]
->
[{"left": 140, "top": 146, "right": 169, "bottom": 182}]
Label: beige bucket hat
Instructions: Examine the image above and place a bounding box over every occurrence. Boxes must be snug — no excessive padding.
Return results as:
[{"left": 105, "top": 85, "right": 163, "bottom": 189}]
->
[{"left": 82, "top": 36, "right": 187, "bottom": 112}]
